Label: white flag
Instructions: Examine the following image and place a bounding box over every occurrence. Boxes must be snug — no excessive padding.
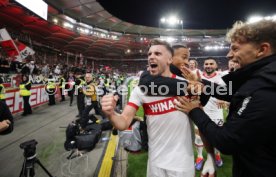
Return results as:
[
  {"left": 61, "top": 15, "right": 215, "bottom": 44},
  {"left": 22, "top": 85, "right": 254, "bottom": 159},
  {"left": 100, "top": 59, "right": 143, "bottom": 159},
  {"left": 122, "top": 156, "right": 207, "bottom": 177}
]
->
[{"left": 0, "top": 28, "right": 35, "bottom": 62}]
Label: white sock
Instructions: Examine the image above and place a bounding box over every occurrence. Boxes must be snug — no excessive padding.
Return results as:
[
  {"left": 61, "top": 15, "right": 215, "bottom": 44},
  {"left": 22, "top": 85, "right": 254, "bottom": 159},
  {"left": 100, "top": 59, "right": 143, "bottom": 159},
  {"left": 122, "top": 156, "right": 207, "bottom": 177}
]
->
[
  {"left": 201, "top": 153, "right": 216, "bottom": 175},
  {"left": 197, "top": 146, "right": 203, "bottom": 158},
  {"left": 195, "top": 134, "right": 204, "bottom": 158}
]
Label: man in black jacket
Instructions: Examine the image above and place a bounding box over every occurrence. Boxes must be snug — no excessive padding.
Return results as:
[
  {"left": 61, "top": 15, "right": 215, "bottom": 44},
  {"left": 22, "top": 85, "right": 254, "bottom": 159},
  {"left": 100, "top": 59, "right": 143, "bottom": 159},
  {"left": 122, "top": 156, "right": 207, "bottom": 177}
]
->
[
  {"left": 75, "top": 72, "right": 85, "bottom": 117},
  {"left": 184, "top": 20, "right": 276, "bottom": 177},
  {"left": 143, "top": 20, "right": 276, "bottom": 177}
]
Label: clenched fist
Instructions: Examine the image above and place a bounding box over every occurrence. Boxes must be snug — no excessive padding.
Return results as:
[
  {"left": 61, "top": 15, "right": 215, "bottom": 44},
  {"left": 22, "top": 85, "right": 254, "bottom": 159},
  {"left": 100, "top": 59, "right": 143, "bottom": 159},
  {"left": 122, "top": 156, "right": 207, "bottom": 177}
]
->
[{"left": 101, "top": 94, "right": 119, "bottom": 118}]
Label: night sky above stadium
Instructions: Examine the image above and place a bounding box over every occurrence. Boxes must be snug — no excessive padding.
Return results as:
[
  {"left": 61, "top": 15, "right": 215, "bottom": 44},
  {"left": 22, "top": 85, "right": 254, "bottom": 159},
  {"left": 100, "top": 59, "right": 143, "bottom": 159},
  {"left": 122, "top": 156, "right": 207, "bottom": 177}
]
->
[{"left": 98, "top": 0, "right": 276, "bottom": 29}]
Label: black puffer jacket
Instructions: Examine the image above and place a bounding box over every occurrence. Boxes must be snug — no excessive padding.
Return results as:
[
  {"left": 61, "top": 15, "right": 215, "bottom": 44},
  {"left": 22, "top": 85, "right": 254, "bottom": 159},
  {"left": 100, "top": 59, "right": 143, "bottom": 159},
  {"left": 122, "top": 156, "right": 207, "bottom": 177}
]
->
[{"left": 190, "top": 54, "right": 276, "bottom": 177}]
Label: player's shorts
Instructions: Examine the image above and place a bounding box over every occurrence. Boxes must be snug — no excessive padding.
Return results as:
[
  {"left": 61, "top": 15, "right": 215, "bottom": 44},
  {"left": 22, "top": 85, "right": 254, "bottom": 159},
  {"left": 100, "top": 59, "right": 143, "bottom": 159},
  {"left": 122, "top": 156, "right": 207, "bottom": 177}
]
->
[
  {"left": 208, "top": 111, "right": 224, "bottom": 126},
  {"left": 211, "top": 118, "right": 224, "bottom": 126}
]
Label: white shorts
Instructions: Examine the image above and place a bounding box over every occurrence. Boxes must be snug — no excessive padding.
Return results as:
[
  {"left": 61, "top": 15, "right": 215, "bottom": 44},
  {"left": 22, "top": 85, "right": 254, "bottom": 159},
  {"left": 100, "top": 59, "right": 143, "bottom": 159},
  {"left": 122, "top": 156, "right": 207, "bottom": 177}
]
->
[
  {"left": 147, "top": 163, "right": 194, "bottom": 177},
  {"left": 207, "top": 112, "right": 224, "bottom": 126},
  {"left": 211, "top": 118, "right": 224, "bottom": 126}
]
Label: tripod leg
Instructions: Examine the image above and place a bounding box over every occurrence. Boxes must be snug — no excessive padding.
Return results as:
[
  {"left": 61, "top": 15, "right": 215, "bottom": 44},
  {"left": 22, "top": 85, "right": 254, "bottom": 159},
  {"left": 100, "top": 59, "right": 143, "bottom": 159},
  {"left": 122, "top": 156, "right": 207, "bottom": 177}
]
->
[
  {"left": 19, "top": 159, "right": 27, "bottom": 177},
  {"left": 20, "top": 159, "right": 35, "bottom": 177},
  {"left": 67, "top": 150, "right": 75, "bottom": 159},
  {"left": 35, "top": 158, "right": 54, "bottom": 177},
  {"left": 68, "top": 149, "right": 83, "bottom": 160},
  {"left": 26, "top": 168, "right": 31, "bottom": 177}
]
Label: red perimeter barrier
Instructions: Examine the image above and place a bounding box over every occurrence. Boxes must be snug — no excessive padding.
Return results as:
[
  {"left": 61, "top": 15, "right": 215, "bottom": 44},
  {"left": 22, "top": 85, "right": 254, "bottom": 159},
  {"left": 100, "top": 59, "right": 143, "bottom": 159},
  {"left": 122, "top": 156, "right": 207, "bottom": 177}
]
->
[{"left": 5, "top": 84, "right": 61, "bottom": 114}]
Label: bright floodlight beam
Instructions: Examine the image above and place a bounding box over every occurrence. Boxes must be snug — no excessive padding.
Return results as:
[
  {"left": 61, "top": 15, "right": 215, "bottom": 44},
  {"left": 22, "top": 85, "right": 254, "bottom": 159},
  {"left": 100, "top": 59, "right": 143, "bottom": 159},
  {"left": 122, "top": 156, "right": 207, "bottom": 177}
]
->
[
  {"left": 247, "top": 15, "right": 276, "bottom": 23},
  {"left": 264, "top": 15, "right": 276, "bottom": 21},
  {"left": 168, "top": 16, "right": 178, "bottom": 26},
  {"left": 53, "top": 18, "right": 58, "bottom": 23},
  {"left": 160, "top": 16, "right": 180, "bottom": 25},
  {"left": 159, "top": 15, "right": 183, "bottom": 33},
  {"left": 247, "top": 16, "right": 263, "bottom": 23}
]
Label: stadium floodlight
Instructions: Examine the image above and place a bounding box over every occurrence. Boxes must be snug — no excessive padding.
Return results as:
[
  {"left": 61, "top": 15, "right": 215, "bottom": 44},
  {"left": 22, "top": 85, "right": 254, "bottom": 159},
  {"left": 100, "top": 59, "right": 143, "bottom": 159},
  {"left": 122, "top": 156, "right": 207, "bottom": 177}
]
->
[
  {"left": 160, "top": 16, "right": 183, "bottom": 26},
  {"left": 159, "top": 15, "right": 184, "bottom": 36},
  {"left": 53, "top": 18, "right": 58, "bottom": 24},
  {"left": 264, "top": 16, "right": 272, "bottom": 20},
  {"left": 78, "top": 27, "right": 90, "bottom": 34},
  {"left": 160, "top": 36, "right": 177, "bottom": 43},
  {"left": 63, "top": 22, "right": 73, "bottom": 29},
  {"left": 247, "top": 16, "right": 263, "bottom": 23},
  {"left": 167, "top": 16, "right": 178, "bottom": 26},
  {"left": 247, "top": 15, "right": 276, "bottom": 23},
  {"left": 64, "top": 16, "right": 76, "bottom": 24},
  {"left": 204, "top": 45, "right": 229, "bottom": 51},
  {"left": 84, "top": 29, "right": 89, "bottom": 34},
  {"left": 160, "top": 18, "right": 166, "bottom": 23},
  {"left": 264, "top": 15, "right": 276, "bottom": 21}
]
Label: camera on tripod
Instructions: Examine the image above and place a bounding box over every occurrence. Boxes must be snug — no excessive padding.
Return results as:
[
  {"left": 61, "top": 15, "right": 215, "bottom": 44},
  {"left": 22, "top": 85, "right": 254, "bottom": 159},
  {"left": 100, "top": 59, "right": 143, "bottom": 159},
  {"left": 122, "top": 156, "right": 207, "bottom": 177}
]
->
[
  {"left": 20, "top": 139, "right": 37, "bottom": 159},
  {"left": 19, "top": 139, "right": 54, "bottom": 177}
]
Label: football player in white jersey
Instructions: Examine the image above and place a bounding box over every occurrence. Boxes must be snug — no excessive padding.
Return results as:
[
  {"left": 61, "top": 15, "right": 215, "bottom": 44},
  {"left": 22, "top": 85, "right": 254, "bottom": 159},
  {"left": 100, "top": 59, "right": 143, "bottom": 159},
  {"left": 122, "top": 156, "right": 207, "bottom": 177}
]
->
[
  {"left": 102, "top": 39, "right": 195, "bottom": 177},
  {"left": 195, "top": 58, "right": 226, "bottom": 172}
]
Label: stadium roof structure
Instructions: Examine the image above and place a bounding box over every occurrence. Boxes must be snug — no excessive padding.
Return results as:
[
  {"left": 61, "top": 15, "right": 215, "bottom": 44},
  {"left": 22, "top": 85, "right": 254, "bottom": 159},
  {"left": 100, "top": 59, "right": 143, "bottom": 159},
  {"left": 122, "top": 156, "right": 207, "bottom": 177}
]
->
[
  {"left": 0, "top": 0, "right": 229, "bottom": 59},
  {"left": 45, "top": 0, "right": 227, "bottom": 37}
]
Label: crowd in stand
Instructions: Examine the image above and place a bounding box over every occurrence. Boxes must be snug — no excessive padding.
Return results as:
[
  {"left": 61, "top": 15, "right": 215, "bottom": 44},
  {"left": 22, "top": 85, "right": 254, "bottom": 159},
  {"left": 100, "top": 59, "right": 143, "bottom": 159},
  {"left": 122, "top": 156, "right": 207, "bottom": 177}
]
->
[
  {"left": 0, "top": 56, "right": 125, "bottom": 86},
  {"left": 0, "top": 56, "right": 230, "bottom": 87}
]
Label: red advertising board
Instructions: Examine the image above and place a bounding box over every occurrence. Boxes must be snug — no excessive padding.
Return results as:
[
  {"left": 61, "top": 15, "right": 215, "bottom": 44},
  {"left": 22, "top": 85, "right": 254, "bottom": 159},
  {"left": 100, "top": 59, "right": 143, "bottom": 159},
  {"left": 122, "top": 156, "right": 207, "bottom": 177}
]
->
[{"left": 5, "top": 85, "right": 60, "bottom": 114}]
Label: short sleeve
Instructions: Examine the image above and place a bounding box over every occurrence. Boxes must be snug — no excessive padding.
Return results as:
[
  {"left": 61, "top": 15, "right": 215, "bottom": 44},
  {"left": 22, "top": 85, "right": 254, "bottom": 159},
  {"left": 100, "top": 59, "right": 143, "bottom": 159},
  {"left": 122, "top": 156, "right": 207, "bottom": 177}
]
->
[{"left": 127, "top": 86, "right": 143, "bottom": 110}]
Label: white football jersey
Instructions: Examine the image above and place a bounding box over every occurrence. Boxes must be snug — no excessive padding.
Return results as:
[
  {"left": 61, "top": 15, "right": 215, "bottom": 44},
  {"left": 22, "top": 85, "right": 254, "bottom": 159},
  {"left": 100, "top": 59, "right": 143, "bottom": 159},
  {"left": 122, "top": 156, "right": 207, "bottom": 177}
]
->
[
  {"left": 201, "top": 72, "right": 224, "bottom": 125},
  {"left": 127, "top": 75, "right": 194, "bottom": 173},
  {"left": 220, "top": 70, "right": 230, "bottom": 77}
]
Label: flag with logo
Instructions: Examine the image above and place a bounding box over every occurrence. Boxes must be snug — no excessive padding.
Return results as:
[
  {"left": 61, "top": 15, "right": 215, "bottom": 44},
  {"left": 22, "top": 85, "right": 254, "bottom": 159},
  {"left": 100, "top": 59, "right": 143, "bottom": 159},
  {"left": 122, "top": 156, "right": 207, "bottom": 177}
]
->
[{"left": 0, "top": 28, "right": 35, "bottom": 62}]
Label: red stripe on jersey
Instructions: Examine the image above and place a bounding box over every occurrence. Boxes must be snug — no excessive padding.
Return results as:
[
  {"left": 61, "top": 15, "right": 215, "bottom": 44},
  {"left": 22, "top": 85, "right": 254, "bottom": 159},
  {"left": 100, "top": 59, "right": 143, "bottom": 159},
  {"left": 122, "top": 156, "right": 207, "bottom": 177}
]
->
[
  {"left": 126, "top": 126, "right": 133, "bottom": 131},
  {"left": 127, "top": 102, "right": 139, "bottom": 110},
  {"left": 143, "top": 97, "right": 177, "bottom": 115},
  {"left": 171, "top": 74, "right": 176, "bottom": 78}
]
